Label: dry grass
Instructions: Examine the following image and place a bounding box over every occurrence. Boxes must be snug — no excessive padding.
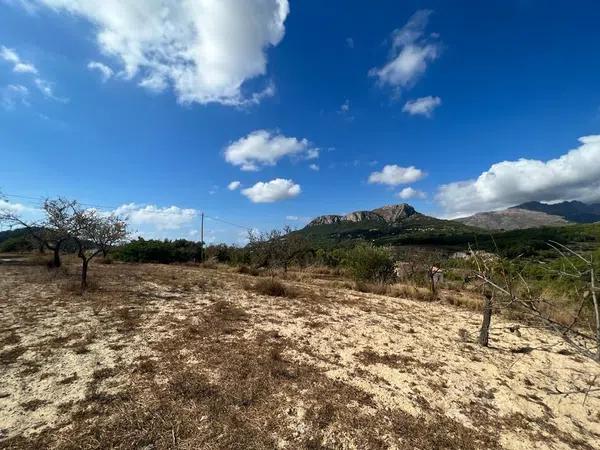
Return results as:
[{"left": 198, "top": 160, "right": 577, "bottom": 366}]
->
[
  {"left": 1, "top": 258, "right": 599, "bottom": 449},
  {"left": 245, "top": 277, "right": 298, "bottom": 298},
  {"left": 237, "top": 265, "right": 261, "bottom": 276}
]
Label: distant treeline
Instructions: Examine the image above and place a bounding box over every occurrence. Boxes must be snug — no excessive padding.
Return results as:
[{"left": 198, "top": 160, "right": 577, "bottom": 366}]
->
[{"left": 2, "top": 222, "right": 599, "bottom": 264}]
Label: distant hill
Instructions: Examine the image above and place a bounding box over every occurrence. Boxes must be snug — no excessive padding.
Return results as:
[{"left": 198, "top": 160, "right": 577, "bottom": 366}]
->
[
  {"left": 455, "top": 201, "right": 600, "bottom": 231},
  {"left": 296, "top": 203, "right": 600, "bottom": 257},
  {"left": 514, "top": 201, "right": 600, "bottom": 223},
  {"left": 297, "top": 203, "right": 477, "bottom": 246},
  {"left": 455, "top": 208, "right": 571, "bottom": 231}
]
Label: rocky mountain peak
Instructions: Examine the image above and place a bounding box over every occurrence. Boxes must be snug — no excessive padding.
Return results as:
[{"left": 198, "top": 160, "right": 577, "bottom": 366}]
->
[
  {"left": 372, "top": 203, "right": 416, "bottom": 223},
  {"left": 307, "top": 204, "right": 418, "bottom": 227}
]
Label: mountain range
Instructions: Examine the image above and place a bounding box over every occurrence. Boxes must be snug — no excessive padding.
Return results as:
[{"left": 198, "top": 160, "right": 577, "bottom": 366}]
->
[
  {"left": 296, "top": 200, "right": 600, "bottom": 249},
  {"left": 455, "top": 201, "right": 600, "bottom": 230}
]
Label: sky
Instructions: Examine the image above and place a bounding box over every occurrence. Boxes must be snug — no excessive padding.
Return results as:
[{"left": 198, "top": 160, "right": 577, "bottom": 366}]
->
[{"left": 1, "top": 0, "right": 600, "bottom": 244}]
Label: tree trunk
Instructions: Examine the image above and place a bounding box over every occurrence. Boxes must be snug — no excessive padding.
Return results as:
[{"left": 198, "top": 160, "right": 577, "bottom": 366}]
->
[
  {"left": 53, "top": 246, "right": 61, "bottom": 268},
  {"left": 81, "top": 259, "right": 89, "bottom": 290},
  {"left": 479, "top": 293, "right": 493, "bottom": 347}
]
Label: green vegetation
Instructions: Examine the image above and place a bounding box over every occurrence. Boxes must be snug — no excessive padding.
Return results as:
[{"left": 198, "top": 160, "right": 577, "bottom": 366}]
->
[
  {"left": 115, "top": 238, "right": 204, "bottom": 264},
  {"left": 341, "top": 244, "right": 395, "bottom": 283}
]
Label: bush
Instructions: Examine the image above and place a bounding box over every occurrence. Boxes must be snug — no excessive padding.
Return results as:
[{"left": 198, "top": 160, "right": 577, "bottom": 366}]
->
[
  {"left": 115, "top": 238, "right": 202, "bottom": 264},
  {"left": 343, "top": 245, "right": 395, "bottom": 283},
  {"left": 0, "top": 236, "right": 35, "bottom": 253}
]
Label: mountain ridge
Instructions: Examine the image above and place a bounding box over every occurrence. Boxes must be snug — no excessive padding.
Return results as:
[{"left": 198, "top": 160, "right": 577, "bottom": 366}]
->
[
  {"left": 455, "top": 200, "right": 600, "bottom": 231},
  {"left": 307, "top": 203, "right": 417, "bottom": 227}
]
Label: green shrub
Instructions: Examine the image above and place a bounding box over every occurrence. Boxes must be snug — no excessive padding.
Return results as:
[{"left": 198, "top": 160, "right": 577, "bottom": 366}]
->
[
  {"left": 115, "top": 238, "right": 202, "bottom": 264},
  {"left": 343, "top": 244, "right": 395, "bottom": 283},
  {"left": 0, "top": 236, "right": 35, "bottom": 252}
]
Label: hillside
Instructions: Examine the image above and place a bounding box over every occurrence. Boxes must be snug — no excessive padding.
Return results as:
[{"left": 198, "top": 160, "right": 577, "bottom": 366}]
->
[
  {"left": 455, "top": 208, "right": 571, "bottom": 231},
  {"left": 298, "top": 204, "right": 476, "bottom": 246},
  {"left": 515, "top": 201, "right": 600, "bottom": 223},
  {"left": 295, "top": 203, "right": 600, "bottom": 258}
]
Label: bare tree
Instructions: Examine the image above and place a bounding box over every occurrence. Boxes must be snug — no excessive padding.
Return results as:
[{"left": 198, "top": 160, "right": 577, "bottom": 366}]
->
[
  {"left": 246, "top": 226, "right": 312, "bottom": 273},
  {"left": 0, "top": 198, "right": 77, "bottom": 267},
  {"left": 71, "top": 208, "right": 128, "bottom": 290},
  {"left": 473, "top": 242, "right": 600, "bottom": 362}
]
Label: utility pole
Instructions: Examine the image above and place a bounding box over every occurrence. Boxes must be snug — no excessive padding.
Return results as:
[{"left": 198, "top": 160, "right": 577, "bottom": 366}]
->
[{"left": 200, "top": 212, "right": 204, "bottom": 262}]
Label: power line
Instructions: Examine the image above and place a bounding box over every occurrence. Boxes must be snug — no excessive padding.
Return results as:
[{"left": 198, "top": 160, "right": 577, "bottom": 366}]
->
[{"left": 205, "top": 214, "right": 252, "bottom": 231}]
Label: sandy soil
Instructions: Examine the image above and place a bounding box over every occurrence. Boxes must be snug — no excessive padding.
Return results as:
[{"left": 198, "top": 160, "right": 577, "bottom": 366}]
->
[{"left": 1, "top": 260, "right": 599, "bottom": 449}]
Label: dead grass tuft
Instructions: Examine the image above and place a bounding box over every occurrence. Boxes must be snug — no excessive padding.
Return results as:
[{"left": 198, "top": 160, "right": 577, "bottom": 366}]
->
[
  {"left": 354, "top": 281, "right": 390, "bottom": 296},
  {"left": 19, "top": 399, "right": 48, "bottom": 411},
  {"left": 0, "top": 345, "right": 27, "bottom": 364},
  {"left": 237, "top": 265, "right": 261, "bottom": 276},
  {"left": 245, "top": 278, "right": 297, "bottom": 298}
]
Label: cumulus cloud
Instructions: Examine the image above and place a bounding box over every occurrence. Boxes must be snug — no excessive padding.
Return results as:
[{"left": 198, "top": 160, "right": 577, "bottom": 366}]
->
[
  {"left": 227, "top": 181, "right": 241, "bottom": 191},
  {"left": 397, "top": 187, "right": 426, "bottom": 200},
  {"left": 437, "top": 135, "right": 600, "bottom": 217},
  {"left": 225, "top": 130, "right": 318, "bottom": 171},
  {"left": 369, "top": 164, "right": 425, "bottom": 186},
  {"left": 113, "top": 203, "right": 196, "bottom": 230},
  {"left": 0, "top": 199, "right": 34, "bottom": 216},
  {"left": 241, "top": 178, "right": 301, "bottom": 203},
  {"left": 309, "top": 164, "right": 319, "bottom": 171},
  {"left": 0, "top": 84, "right": 30, "bottom": 110},
  {"left": 0, "top": 46, "right": 38, "bottom": 74},
  {"left": 402, "top": 95, "right": 441, "bottom": 117},
  {"left": 369, "top": 10, "right": 439, "bottom": 92},
  {"left": 87, "top": 61, "right": 114, "bottom": 82},
  {"left": 34, "top": 0, "right": 289, "bottom": 106}
]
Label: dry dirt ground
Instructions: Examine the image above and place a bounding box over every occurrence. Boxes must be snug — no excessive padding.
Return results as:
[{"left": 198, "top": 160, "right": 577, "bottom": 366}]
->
[{"left": 1, "top": 259, "right": 599, "bottom": 449}]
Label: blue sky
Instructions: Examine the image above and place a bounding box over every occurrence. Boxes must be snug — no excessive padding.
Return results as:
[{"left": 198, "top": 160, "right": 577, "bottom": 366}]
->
[{"left": 1, "top": 0, "right": 600, "bottom": 243}]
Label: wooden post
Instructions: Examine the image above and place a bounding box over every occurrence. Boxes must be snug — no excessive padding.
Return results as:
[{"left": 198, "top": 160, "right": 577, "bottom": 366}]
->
[
  {"left": 200, "top": 212, "right": 204, "bottom": 262},
  {"left": 479, "top": 291, "right": 493, "bottom": 347}
]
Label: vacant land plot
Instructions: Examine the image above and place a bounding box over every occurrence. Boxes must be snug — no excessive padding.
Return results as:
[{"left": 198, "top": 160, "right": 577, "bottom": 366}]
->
[{"left": 1, "top": 260, "right": 599, "bottom": 449}]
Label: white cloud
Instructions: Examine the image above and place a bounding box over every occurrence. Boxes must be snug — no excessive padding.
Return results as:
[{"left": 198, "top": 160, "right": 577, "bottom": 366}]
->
[
  {"left": 340, "top": 99, "right": 350, "bottom": 113},
  {"left": 87, "top": 61, "right": 114, "bottom": 82},
  {"left": 309, "top": 164, "right": 319, "bottom": 171},
  {"left": 369, "top": 164, "right": 425, "bottom": 186},
  {"left": 113, "top": 203, "right": 196, "bottom": 230},
  {"left": 0, "top": 84, "right": 30, "bottom": 110},
  {"left": 227, "top": 181, "right": 241, "bottom": 191},
  {"left": 397, "top": 187, "right": 426, "bottom": 200},
  {"left": 0, "top": 199, "right": 33, "bottom": 216},
  {"left": 369, "top": 10, "right": 439, "bottom": 92},
  {"left": 437, "top": 135, "right": 600, "bottom": 217},
  {"left": 346, "top": 37, "right": 354, "bottom": 49},
  {"left": 285, "top": 215, "right": 308, "bottom": 222},
  {"left": 402, "top": 95, "right": 441, "bottom": 117},
  {"left": 34, "top": 0, "right": 289, "bottom": 106},
  {"left": 241, "top": 178, "right": 301, "bottom": 203},
  {"left": 0, "top": 46, "right": 38, "bottom": 74},
  {"left": 0, "top": 45, "right": 65, "bottom": 103},
  {"left": 224, "top": 130, "right": 318, "bottom": 171},
  {"left": 34, "top": 78, "right": 68, "bottom": 102}
]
